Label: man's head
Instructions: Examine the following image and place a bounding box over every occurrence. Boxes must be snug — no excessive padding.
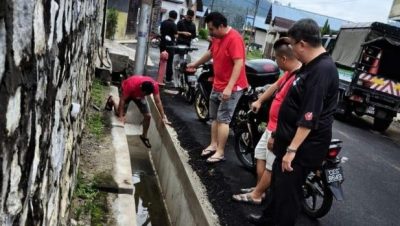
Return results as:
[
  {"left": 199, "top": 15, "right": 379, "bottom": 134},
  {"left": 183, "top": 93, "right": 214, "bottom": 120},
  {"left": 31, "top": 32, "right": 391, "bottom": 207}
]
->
[
  {"left": 169, "top": 10, "right": 178, "bottom": 20},
  {"left": 205, "top": 12, "right": 228, "bottom": 38},
  {"left": 185, "top": 9, "right": 194, "bottom": 22},
  {"left": 141, "top": 81, "right": 154, "bottom": 96},
  {"left": 287, "top": 19, "right": 322, "bottom": 62},
  {"left": 273, "top": 37, "right": 300, "bottom": 71}
]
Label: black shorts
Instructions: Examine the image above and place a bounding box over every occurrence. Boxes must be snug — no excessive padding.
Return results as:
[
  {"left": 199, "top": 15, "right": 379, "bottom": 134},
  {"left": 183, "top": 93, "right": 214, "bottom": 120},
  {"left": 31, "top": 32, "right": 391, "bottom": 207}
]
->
[{"left": 124, "top": 98, "right": 150, "bottom": 114}]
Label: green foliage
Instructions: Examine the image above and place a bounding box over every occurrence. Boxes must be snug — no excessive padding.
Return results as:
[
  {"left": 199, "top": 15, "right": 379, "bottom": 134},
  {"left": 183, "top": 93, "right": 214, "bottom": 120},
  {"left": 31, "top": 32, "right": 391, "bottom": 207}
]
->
[
  {"left": 198, "top": 28, "right": 209, "bottom": 40},
  {"left": 88, "top": 78, "right": 107, "bottom": 140},
  {"left": 106, "top": 8, "right": 118, "bottom": 39},
  {"left": 321, "top": 19, "right": 331, "bottom": 35},
  {"left": 91, "top": 79, "right": 104, "bottom": 107},
  {"left": 247, "top": 49, "right": 263, "bottom": 60}
]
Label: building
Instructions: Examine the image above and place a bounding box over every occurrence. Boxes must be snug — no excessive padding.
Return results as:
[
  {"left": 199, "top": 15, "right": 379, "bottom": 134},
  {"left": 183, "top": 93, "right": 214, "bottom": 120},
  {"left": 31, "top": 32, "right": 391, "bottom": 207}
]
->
[
  {"left": 195, "top": 6, "right": 209, "bottom": 29},
  {"left": 108, "top": 0, "right": 139, "bottom": 40},
  {"left": 263, "top": 3, "right": 352, "bottom": 58},
  {"left": 244, "top": 15, "right": 270, "bottom": 50}
]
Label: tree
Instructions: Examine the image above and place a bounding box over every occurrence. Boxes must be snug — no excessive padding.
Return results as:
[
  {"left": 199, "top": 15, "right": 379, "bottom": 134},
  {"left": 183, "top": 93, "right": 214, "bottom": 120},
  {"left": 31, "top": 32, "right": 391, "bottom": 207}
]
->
[
  {"left": 106, "top": 8, "right": 118, "bottom": 39},
  {"left": 321, "top": 19, "right": 331, "bottom": 36}
]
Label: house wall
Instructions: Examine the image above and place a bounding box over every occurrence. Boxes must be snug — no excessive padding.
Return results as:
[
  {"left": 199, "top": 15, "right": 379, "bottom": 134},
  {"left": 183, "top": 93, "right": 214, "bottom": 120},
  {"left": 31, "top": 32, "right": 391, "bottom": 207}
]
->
[
  {"left": 0, "top": 0, "right": 105, "bottom": 225},
  {"left": 255, "top": 30, "right": 267, "bottom": 51}
]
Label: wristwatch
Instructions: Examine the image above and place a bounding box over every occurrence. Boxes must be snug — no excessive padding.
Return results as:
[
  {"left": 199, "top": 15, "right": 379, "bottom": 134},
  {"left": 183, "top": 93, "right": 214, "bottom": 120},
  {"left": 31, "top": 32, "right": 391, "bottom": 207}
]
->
[{"left": 286, "top": 147, "right": 297, "bottom": 153}]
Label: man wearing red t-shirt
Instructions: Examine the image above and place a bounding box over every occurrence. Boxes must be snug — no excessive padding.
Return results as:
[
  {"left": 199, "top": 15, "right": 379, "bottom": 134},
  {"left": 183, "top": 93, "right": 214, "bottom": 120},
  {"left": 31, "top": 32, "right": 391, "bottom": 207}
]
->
[
  {"left": 105, "top": 75, "right": 170, "bottom": 148},
  {"left": 232, "top": 38, "right": 301, "bottom": 204},
  {"left": 188, "top": 12, "right": 248, "bottom": 163}
]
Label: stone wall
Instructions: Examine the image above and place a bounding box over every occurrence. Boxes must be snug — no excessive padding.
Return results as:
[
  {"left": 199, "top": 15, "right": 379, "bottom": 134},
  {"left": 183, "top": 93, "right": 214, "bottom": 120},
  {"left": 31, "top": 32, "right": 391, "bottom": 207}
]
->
[{"left": 0, "top": 0, "right": 105, "bottom": 225}]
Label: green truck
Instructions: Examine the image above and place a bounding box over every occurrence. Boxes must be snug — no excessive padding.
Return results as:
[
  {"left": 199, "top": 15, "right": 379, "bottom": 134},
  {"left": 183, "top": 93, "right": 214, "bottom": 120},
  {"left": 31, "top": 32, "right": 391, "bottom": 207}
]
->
[{"left": 331, "top": 22, "right": 400, "bottom": 131}]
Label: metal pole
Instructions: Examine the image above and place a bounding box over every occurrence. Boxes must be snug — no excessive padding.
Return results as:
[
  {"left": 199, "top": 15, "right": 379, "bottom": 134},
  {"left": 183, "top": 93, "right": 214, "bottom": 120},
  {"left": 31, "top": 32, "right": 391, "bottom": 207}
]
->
[
  {"left": 210, "top": 0, "right": 215, "bottom": 11},
  {"left": 134, "top": 0, "right": 152, "bottom": 75}
]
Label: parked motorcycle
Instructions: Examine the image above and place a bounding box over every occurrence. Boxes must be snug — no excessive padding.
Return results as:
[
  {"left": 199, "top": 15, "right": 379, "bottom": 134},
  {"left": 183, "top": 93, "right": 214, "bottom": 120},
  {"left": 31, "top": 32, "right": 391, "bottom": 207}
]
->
[
  {"left": 194, "top": 59, "right": 280, "bottom": 126},
  {"left": 166, "top": 45, "right": 198, "bottom": 103}
]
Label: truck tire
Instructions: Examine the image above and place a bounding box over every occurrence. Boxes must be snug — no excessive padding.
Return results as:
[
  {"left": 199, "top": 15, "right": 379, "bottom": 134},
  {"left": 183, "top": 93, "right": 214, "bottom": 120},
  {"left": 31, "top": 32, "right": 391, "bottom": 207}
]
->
[{"left": 373, "top": 118, "right": 392, "bottom": 132}]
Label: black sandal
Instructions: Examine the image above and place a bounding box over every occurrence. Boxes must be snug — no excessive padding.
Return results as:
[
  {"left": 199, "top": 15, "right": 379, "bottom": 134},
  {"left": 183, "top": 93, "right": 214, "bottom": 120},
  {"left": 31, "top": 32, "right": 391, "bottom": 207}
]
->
[
  {"left": 104, "top": 96, "right": 113, "bottom": 111},
  {"left": 140, "top": 135, "right": 152, "bottom": 148}
]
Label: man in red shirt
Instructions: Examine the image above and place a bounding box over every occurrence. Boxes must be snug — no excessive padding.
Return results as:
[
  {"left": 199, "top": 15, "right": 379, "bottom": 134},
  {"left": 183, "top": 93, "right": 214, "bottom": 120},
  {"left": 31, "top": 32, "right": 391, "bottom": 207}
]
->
[
  {"left": 105, "top": 75, "right": 170, "bottom": 148},
  {"left": 188, "top": 12, "right": 248, "bottom": 163},
  {"left": 232, "top": 38, "right": 301, "bottom": 204}
]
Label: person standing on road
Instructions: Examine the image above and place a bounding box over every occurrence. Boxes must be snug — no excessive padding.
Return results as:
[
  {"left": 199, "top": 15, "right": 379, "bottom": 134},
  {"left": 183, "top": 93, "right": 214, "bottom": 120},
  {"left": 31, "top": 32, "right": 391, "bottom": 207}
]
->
[
  {"left": 160, "top": 10, "right": 178, "bottom": 83},
  {"left": 187, "top": 12, "right": 248, "bottom": 163},
  {"left": 105, "top": 75, "right": 171, "bottom": 148},
  {"left": 248, "top": 18, "right": 339, "bottom": 226},
  {"left": 177, "top": 9, "right": 197, "bottom": 47},
  {"left": 232, "top": 38, "right": 302, "bottom": 205}
]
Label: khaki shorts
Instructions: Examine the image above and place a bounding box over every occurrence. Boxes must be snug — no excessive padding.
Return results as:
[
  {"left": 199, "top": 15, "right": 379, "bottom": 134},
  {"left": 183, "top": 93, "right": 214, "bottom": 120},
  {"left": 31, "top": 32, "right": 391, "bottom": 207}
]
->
[{"left": 254, "top": 129, "right": 276, "bottom": 171}]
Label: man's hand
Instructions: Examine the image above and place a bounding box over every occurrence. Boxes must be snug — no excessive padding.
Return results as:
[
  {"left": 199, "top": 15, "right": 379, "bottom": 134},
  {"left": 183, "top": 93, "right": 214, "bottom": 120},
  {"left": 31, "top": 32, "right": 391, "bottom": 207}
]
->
[
  {"left": 222, "top": 87, "right": 232, "bottom": 101},
  {"left": 282, "top": 151, "right": 296, "bottom": 172},
  {"left": 162, "top": 115, "right": 172, "bottom": 125},
  {"left": 267, "top": 137, "right": 274, "bottom": 151},
  {"left": 251, "top": 100, "right": 261, "bottom": 113},
  {"left": 182, "top": 31, "right": 192, "bottom": 36},
  {"left": 187, "top": 62, "right": 197, "bottom": 69}
]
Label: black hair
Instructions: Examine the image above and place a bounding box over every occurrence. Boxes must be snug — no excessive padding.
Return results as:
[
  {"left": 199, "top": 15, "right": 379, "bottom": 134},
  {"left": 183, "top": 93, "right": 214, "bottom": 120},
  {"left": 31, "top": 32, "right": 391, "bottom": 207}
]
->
[
  {"left": 141, "top": 81, "right": 154, "bottom": 95},
  {"left": 169, "top": 10, "right": 178, "bottom": 19},
  {"left": 205, "top": 12, "right": 227, "bottom": 28},
  {"left": 187, "top": 9, "right": 194, "bottom": 17},
  {"left": 288, "top": 18, "right": 321, "bottom": 47},
  {"left": 273, "top": 37, "right": 295, "bottom": 59}
]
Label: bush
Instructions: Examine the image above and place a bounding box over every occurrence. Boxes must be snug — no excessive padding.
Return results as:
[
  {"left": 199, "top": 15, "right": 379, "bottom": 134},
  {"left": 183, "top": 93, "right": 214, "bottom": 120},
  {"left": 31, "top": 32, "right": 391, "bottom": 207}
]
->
[
  {"left": 106, "top": 8, "right": 118, "bottom": 39},
  {"left": 198, "top": 28, "right": 208, "bottom": 40}
]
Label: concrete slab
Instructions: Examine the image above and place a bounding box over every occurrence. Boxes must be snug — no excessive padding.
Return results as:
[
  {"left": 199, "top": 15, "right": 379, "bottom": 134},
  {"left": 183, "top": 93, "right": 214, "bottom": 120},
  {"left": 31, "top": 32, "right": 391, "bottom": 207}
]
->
[{"left": 112, "top": 192, "right": 137, "bottom": 226}]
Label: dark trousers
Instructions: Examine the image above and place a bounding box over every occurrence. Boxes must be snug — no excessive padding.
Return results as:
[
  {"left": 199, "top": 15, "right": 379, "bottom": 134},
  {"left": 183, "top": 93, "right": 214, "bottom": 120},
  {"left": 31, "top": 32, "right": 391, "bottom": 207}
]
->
[
  {"left": 262, "top": 160, "right": 310, "bottom": 226},
  {"left": 160, "top": 46, "right": 174, "bottom": 82}
]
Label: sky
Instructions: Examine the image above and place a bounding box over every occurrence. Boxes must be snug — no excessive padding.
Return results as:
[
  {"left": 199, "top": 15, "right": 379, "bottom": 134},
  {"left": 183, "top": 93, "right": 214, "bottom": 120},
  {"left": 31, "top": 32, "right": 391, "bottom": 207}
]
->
[{"left": 274, "top": 0, "right": 395, "bottom": 23}]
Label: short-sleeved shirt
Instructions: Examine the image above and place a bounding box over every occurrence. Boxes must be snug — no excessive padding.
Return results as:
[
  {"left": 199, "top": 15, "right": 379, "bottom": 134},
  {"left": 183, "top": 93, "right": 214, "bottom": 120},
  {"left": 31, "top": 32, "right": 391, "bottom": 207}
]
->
[
  {"left": 210, "top": 28, "right": 248, "bottom": 92},
  {"left": 267, "top": 71, "right": 296, "bottom": 132},
  {"left": 160, "top": 19, "right": 177, "bottom": 50},
  {"left": 273, "top": 52, "right": 339, "bottom": 167},
  {"left": 121, "top": 75, "right": 159, "bottom": 100},
  {"left": 177, "top": 19, "right": 196, "bottom": 46}
]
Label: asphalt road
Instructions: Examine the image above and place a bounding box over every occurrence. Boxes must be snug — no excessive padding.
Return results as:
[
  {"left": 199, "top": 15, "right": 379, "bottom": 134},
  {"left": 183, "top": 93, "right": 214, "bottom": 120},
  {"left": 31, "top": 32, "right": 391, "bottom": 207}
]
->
[{"left": 129, "top": 40, "right": 400, "bottom": 226}]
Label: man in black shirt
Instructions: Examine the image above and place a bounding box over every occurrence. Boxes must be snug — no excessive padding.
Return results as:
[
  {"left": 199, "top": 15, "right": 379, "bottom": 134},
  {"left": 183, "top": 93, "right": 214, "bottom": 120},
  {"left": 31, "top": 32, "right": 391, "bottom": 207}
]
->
[
  {"left": 176, "top": 9, "right": 197, "bottom": 46},
  {"left": 160, "top": 10, "right": 178, "bottom": 82},
  {"left": 248, "top": 19, "right": 339, "bottom": 226}
]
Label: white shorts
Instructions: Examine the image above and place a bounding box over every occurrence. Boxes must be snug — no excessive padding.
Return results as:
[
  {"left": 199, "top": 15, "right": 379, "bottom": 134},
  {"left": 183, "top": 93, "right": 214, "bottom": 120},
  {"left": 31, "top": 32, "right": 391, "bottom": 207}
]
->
[{"left": 254, "top": 129, "right": 276, "bottom": 171}]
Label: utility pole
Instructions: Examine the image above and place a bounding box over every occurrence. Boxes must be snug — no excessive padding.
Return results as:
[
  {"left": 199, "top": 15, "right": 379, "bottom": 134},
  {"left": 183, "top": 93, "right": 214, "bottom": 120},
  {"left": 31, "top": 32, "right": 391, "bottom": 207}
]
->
[
  {"left": 247, "top": 0, "right": 260, "bottom": 53},
  {"left": 134, "top": 0, "right": 153, "bottom": 75}
]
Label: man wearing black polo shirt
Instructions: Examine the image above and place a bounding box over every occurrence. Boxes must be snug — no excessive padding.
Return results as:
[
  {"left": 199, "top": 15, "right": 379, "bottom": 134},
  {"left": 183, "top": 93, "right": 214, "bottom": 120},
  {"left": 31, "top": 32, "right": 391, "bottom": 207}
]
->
[
  {"left": 248, "top": 18, "right": 339, "bottom": 226},
  {"left": 160, "top": 10, "right": 178, "bottom": 82}
]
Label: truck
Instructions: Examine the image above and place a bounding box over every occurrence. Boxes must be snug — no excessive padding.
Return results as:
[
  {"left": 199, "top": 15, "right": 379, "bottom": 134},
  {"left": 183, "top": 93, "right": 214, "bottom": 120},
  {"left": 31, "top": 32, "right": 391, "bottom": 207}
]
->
[{"left": 331, "top": 22, "right": 400, "bottom": 132}]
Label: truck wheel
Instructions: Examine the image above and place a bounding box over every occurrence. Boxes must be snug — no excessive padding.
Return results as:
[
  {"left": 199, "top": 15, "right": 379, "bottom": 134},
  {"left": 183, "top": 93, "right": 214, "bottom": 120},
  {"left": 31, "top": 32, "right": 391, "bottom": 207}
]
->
[{"left": 373, "top": 118, "right": 392, "bottom": 132}]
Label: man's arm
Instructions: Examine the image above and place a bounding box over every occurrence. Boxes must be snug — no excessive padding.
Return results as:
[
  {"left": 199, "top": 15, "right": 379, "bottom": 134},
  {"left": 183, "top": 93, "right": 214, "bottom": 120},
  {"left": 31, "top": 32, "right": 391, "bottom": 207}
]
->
[
  {"left": 118, "top": 95, "right": 127, "bottom": 122},
  {"left": 281, "top": 127, "right": 311, "bottom": 172},
  {"left": 222, "top": 58, "right": 243, "bottom": 100},
  {"left": 188, "top": 50, "right": 212, "bottom": 68},
  {"left": 251, "top": 80, "right": 279, "bottom": 112}
]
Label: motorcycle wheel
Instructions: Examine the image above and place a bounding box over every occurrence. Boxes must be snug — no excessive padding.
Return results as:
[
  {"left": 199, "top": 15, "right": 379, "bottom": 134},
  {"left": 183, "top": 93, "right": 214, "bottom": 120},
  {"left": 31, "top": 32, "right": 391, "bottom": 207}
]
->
[
  {"left": 194, "top": 90, "right": 209, "bottom": 122},
  {"left": 234, "top": 125, "right": 256, "bottom": 171},
  {"left": 302, "top": 172, "right": 333, "bottom": 218},
  {"left": 181, "top": 75, "right": 195, "bottom": 104}
]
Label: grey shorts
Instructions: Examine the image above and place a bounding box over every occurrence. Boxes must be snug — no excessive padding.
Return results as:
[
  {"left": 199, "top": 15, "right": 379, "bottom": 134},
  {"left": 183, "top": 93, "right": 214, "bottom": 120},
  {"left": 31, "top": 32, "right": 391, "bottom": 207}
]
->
[
  {"left": 125, "top": 98, "right": 150, "bottom": 114},
  {"left": 209, "top": 89, "right": 243, "bottom": 124},
  {"left": 254, "top": 129, "right": 276, "bottom": 171}
]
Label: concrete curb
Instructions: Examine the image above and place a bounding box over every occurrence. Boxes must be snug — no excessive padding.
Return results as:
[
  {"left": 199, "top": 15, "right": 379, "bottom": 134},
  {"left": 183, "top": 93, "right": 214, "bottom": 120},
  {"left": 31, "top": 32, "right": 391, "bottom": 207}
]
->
[
  {"left": 109, "top": 86, "right": 137, "bottom": 226},
  {"left": 142, "top": 95, "right": 220, "bottom": 226}
]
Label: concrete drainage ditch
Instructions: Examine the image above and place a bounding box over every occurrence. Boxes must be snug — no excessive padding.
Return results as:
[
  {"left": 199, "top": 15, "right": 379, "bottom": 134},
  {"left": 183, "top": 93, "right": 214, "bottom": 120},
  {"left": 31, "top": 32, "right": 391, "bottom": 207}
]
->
[{"left": 109, "top": 86, "right": 219, "bottom": 226}]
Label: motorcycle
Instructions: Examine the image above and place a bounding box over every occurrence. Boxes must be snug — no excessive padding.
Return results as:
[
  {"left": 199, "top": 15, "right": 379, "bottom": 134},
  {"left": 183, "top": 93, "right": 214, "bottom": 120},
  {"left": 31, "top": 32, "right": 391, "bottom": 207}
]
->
[
  {"left": 166, "top": 45, "right": 199, "bottom": 103},
  {"left": 194, "top": 59, "right": 280, "bottom": 126},
  {"left": 150, "top": 33, "right": 161, "bottom": 48}
]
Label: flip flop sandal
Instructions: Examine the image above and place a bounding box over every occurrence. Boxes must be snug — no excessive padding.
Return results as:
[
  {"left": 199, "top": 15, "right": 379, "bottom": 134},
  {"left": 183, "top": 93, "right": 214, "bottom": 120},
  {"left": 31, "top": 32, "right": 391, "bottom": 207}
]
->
[
  {"left": 139, "top": 135, "right": 152, "bottom": 148},
  {"left": 206, "top": 156, "right": 226, "bottom": 163},
  {"left": 232, "top": 193, "right": 262, "bottom": 205},
  {"left": 240, "top": 187, "right": 255, "bottom": 193},
  {"left": 201, "top": 149, "right": 216, "bottom": 157},
  {"left": 104, "top": 96, "right": 113, "bottom": 111}
]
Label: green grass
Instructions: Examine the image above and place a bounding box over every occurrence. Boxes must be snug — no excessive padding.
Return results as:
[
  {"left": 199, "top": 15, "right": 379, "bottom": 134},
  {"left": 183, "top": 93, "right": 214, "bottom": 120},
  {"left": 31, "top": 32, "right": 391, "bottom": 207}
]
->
[
  {"left": 246, "top": 49, "right": 264, "bottom": 60},
  {"left": 73, "top": 172, "right": 110, "bottom": 225},
  {"left": 91, "top": 79, "right": 104, "bottom": 107},
  {"left": 87, "top": 112, "right": 104, "bottom": 140}
]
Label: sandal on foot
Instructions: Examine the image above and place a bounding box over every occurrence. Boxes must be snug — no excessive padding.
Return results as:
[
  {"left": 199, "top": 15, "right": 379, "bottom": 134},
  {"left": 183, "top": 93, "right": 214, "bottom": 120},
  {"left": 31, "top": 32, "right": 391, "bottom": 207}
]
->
[
  {"left": 240, "top": 187, "right": 255, "bottom": 193},
  {"left": 104, "top": 95, "right": 113, "bottom": 111},
  {"left": 139, "top": 135, "right": 151, "bottom": 148},
  {"left": 201, "top": 149, "right": 216, "bottom": 157},
  {"left": 206, "top": 156, "right": 225, "bottom": 163},
  {"left": 232, "top": 193, "right": 262, "bottom": 205}
]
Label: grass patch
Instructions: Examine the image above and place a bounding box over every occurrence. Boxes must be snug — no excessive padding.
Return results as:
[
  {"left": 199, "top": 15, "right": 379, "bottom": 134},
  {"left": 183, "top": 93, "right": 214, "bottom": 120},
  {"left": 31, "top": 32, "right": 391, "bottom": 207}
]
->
[
  {"left": 246, "top": 49, "right": 263, "bottom": 60},
  {"left": 87, "top": 112, "right": 105, "bottom": 140},
  {"left": 73, "top": 172, "right": 110, "bottom": 226},
  {"left": 91, "top": 79, "right": 104, "bottom": 108}
]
